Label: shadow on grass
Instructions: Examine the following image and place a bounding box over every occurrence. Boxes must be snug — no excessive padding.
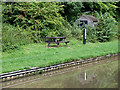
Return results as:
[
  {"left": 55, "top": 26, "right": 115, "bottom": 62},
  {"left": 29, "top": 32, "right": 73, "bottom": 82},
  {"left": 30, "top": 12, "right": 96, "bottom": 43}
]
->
[{"left": 45, "top": 44, "right": 68, "bottom": 48}]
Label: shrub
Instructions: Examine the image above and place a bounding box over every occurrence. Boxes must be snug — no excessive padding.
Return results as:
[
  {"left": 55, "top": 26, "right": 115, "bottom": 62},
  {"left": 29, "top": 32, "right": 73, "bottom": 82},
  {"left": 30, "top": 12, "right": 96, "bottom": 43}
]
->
[
  {"left": 86, "top": 12, "right": 118, "bottom": 42},
  {"left": 95, "top": 12, "right": 118, "bottom": 42},
  {"left": 70, "top": 24, "right": 83, "bottom": 40},
  {"left": 2, "top": 23, "right": 33, "bottom": 52},
  {"left": 86, "top": 26, "right": 98, "bottom": 43}
]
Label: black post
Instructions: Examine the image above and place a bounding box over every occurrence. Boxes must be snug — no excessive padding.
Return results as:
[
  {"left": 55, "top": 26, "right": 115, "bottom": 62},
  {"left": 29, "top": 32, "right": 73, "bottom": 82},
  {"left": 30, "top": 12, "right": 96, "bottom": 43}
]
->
[{"left": 83, "top": 28, "right": 86, "bottom": 44}]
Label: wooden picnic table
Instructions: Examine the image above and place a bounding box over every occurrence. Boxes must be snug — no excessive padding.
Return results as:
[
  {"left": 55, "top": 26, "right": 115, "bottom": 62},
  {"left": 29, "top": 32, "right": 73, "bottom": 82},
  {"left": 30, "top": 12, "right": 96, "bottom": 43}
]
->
[{"left": 45, "top": 37, "right": 69, "bottom": 47}]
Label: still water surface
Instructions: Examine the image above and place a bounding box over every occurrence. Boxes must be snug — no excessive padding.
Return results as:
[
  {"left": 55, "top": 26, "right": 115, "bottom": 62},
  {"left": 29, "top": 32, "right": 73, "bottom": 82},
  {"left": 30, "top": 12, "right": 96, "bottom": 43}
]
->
[{"left": 3, "top": 56, "right": 118, "bottom": 88}]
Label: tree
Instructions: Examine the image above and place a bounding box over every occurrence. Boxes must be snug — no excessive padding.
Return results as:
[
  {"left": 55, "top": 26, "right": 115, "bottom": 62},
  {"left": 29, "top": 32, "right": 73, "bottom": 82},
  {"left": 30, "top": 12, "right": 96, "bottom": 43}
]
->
[
  {"left": 2, "top": 2, "right": 71, "bottom": 42},
  {"left": 58, "top": 2, "right": 83, "bottom": 25}
]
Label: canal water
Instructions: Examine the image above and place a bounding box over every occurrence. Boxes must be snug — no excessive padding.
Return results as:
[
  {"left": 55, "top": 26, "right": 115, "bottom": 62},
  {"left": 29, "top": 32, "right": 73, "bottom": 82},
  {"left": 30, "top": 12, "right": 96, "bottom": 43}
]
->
[{"left": 2, "top": 56, "right": 118, "bottom": 88}]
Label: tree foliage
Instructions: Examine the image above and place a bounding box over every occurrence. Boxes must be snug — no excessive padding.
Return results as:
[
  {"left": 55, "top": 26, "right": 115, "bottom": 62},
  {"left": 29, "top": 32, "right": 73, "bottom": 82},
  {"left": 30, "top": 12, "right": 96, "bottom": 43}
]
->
[
  {"left": 2, "top": 2, "right": 70, "bottom": 42},
  {"left": 58, "top": 2, "right": 83, "bottom": 25},
  {"left": 82, "top": 2, "right": 118, "bottom": 20}
]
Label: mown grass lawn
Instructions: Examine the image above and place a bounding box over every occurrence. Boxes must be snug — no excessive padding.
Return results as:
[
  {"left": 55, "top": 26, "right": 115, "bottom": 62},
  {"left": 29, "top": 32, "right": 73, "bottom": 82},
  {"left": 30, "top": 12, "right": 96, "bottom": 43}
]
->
[{"left": 2, "top": 38, "right": 118, "bottom": 73}]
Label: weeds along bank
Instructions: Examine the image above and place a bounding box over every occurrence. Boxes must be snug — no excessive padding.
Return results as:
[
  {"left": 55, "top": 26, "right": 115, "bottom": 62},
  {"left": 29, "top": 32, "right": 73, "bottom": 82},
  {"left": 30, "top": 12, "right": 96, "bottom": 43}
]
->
[{"left": 2, "top": 39, "right": 118, "bottom": 73}]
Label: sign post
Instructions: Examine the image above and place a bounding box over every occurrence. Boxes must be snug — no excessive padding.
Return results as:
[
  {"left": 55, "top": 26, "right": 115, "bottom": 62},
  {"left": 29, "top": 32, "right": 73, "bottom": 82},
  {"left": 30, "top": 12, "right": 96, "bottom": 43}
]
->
[{"left": 83, "top": 28, "right": 86, "bottom": 45}]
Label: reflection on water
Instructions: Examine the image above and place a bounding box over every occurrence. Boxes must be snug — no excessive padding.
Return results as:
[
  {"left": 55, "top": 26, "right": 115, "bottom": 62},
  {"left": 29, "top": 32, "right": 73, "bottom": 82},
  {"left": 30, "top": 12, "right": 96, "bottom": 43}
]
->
[{"left": 2, "top": 56, "right": 118, "bottom": 88}]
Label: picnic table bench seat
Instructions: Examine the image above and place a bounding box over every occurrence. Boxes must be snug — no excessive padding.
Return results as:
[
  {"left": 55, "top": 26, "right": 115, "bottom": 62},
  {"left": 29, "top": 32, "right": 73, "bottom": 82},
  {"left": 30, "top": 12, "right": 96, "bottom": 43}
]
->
[{"left": 45, "top": 41, "right": 69, "bottom": 43}]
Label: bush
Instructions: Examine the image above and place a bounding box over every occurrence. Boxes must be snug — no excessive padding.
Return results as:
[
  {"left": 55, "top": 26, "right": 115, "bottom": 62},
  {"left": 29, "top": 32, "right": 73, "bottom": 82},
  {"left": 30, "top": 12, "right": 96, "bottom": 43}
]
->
[
  {"left": 86, "top": 12, "right": 118, "bottom": 42},
  {"left": 2, "top": 23, "right": 33, "bottom": 52},
  {"left": 95, "top": 12, "right": 118, "bottom": 42},
  {"left": 70, "top": 24, "right": 83, "bottom": 40},
  {"left": 86, "top": 26, "right": 98, "bottom": 43}
]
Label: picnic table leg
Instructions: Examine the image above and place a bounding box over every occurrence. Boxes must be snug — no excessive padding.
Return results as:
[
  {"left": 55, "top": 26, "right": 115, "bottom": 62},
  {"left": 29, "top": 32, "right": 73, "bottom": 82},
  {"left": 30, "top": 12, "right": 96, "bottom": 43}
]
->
[
  {"left": 48, "top": 43, "right": 50, "bottom": 47},
  {"left": 65, "top": 42, "right": 68, "bottom": 46},
  {"left": 57, "top": 43, "right": 59, "bottom": 47}
]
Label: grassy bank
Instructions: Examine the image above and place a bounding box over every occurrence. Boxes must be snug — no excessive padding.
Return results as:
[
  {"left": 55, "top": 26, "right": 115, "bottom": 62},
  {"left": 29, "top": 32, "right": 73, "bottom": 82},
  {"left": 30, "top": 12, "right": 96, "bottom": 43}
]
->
[{"left": 2, "top": 39, "right": 118, "bottom": 73}]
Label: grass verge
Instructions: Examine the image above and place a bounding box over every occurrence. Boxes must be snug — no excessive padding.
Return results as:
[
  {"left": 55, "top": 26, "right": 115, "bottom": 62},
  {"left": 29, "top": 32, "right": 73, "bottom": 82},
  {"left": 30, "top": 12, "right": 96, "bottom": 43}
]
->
[{"left": 2, "top": 39, "right": 118, "bottom": 73}]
